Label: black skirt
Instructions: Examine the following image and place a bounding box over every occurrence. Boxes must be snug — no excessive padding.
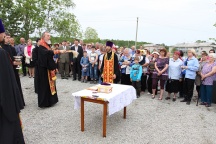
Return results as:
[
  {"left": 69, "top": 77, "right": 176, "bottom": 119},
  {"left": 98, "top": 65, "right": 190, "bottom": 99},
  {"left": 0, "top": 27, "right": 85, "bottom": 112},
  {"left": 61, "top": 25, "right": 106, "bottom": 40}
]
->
[
  {"left": 26, "top": 60, "right": 35, "bottom": 68},
  {"left": 166, "top": 79, "right": 180, "bottom": 93}
]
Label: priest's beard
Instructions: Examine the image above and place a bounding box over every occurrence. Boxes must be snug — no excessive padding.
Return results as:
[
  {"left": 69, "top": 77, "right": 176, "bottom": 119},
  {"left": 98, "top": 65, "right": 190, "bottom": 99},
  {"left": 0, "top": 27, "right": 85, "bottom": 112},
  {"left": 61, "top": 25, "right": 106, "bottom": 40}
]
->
[
  {"left": 107, "top": 49, "right": 112, "bottom": 53},
  {"left": 45, "top": 40, "right": 51, "bottom": 45}
]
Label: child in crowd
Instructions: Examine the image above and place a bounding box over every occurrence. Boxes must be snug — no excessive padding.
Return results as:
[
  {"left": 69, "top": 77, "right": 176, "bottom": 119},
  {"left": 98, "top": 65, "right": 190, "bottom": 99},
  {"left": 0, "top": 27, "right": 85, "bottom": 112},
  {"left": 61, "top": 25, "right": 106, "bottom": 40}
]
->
[
  {"left": 89, "top": 46, "right": 98, "bottom": 84},
  {"left": 98, "top": 46, "right": 106, "bottom": 83},
  {"left": 80, "top": 51, "right": 89, "bottom": 83},
  {"left": 130, "top": 56, "right": 142, "bottom": 98}
]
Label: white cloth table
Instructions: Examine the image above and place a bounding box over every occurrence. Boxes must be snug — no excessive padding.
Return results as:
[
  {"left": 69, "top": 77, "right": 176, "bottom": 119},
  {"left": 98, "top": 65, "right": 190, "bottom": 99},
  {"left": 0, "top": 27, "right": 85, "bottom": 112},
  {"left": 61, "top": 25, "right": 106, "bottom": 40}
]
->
[{"left": 72, "top": 84, "right": 137, "bottom": 116}]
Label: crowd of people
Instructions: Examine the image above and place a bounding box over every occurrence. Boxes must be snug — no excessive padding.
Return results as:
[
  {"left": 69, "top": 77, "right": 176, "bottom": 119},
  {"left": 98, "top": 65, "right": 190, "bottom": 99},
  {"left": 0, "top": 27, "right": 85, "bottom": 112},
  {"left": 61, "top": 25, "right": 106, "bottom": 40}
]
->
[
  {"left": 1, "top": 17, "right": 216, "bottom": 143},
  {"left": 4, "top": 33, "right": 216, "bottom": 107},
  {"left": 39, "top": 40, "right": 215, "bottom": 107}
]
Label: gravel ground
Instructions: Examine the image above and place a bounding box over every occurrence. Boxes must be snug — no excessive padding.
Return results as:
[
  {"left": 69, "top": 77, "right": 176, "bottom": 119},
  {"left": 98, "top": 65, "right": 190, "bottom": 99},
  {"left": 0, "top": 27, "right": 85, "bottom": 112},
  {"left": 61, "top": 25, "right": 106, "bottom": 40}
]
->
[{"left": 20, "top": 76, "right": 216, "bottom": 144}]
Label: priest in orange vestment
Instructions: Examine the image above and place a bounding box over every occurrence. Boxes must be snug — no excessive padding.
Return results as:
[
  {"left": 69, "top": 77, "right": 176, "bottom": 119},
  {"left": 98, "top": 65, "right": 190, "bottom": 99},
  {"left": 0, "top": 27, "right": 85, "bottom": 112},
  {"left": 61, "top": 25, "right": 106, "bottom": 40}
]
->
[{"left": 101, "top": 41, "right": 120, "bottom": 83}]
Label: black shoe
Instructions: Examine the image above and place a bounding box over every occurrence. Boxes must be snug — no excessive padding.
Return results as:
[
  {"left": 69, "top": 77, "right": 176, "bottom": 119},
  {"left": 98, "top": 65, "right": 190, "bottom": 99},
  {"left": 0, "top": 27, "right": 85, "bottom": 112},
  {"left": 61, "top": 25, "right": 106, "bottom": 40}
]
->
[
  {"left": 94, "top": 80, "right": 97, "bottom": 84},
  {"left": 165, "top": 97, "right": 171, "bottom": 100},
  {"left": 78, "top": 79, "right": 81, "bottom": 81},
  {"left": 81, "top": 79, "right": 84, "bottom": 83},
  {"left": 90, "top": 81, "right": 94, "bottom": 84},
  {"left": 172, "top": 98, "right": 176, "bottom": 102},
  {"left": 65, "top": 77, "right": 68, "bottom": 80},
  {"left": 73, "top": 79, "right": 77, "bottom": 81},
  {"left": 84, "top": 79, "right": 87, "bottom": 83},
  {"left": 186, "top": 101, "right": 190, "bottom": 105},
  {"left": 180, "top": 99, "right": 187, "bottom": 102},
  {"left": 200, "top": 102, "right": 207, "bottom": 105},
  {"left": 205, "top": 104, "right": 211, "bottom": 107},
  {"left": 61, "top": 77, "right": 65, "bottom": 79}
]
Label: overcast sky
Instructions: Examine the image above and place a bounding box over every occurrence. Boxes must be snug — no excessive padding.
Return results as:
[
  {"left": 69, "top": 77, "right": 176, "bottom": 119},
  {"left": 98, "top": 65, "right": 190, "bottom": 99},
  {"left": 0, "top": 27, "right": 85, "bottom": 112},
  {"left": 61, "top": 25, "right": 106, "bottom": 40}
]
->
[{"left": 73, "top": 0, "right": 216, "bottom": 45}]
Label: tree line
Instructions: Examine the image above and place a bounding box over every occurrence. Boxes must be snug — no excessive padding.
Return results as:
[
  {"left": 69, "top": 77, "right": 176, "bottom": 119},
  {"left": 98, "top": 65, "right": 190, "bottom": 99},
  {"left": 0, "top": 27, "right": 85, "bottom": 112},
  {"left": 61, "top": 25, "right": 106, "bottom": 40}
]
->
[
  {"left": 0, "top": 0, "right": 151, "bottom": 47},
  {"left": 0, "top": 0, "right": 81, "bottom": 40}
]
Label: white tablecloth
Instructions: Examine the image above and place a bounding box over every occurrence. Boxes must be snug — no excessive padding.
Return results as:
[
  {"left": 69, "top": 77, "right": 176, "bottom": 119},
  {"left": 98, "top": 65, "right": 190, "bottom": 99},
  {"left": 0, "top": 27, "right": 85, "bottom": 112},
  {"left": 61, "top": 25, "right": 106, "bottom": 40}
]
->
[{"left": 72, "top": 84, "right": 137, "bottom": 116}]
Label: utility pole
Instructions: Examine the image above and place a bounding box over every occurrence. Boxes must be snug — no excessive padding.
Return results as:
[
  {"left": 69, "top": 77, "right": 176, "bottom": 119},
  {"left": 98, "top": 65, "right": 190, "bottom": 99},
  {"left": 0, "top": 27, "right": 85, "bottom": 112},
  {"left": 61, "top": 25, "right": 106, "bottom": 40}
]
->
[{"left": 135, "top": 17, "right": 139, "bottom": 49}]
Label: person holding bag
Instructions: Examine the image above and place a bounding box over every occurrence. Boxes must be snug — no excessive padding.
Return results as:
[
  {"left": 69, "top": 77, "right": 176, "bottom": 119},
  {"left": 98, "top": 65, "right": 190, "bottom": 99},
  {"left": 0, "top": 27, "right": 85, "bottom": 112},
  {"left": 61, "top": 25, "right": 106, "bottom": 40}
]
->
[{"left": 24, "top": 39, "right": 35, "bottom": 78}]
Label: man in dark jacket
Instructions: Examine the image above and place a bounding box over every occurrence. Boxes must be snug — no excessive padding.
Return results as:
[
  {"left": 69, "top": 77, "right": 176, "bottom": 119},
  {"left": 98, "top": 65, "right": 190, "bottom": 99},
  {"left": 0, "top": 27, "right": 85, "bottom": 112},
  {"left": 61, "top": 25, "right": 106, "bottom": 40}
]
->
[
  {"left": 0, "top": 18, "right": 25, "bottom": 144},
  {"left": 70, "top": 39, "right": 83, "bottom": 81}
]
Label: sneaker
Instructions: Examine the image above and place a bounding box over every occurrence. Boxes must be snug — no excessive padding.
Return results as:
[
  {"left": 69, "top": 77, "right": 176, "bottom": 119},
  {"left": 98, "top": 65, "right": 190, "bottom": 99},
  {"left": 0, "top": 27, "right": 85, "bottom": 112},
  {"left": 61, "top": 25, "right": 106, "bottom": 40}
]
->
[
  {"left": 81, "top": 79, "right": 84, "bottom": 83},
  {"left": 147, "top": 92, "right": 151, "bottom": 95}
]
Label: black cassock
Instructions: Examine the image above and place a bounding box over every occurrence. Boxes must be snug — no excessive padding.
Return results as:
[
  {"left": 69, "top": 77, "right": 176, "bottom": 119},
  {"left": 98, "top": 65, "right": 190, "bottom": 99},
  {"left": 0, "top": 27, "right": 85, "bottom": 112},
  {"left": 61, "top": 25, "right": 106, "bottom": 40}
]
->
[
  {"left": 1, "top": 44, "right": 25, "bottom": 106},
  {"left": 32, "top": 45, "right": 39, "bottom": 93},
  {"left": 37, "top": 45, "right": 58, "bottom": 107},
  {"left": 0, "top": 48, "right": 25, "bottom": 143},
  {"left": 101, "top": 51, "right": 120, "bottom": 83}
]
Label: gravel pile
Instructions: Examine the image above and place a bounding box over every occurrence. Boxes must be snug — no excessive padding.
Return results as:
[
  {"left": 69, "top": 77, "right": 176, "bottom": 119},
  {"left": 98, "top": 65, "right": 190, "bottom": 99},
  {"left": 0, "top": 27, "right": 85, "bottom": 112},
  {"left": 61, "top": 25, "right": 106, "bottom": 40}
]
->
[{"left": 20, "top": 76, "right": 216, "bottom": 144}]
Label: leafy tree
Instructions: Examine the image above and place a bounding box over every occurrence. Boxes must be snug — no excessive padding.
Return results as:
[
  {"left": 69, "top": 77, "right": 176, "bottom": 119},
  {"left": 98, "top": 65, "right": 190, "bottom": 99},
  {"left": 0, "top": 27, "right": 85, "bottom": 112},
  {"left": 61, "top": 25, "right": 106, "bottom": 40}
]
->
[
  {"left": 53, "top": 12, "right": 82, "bottom": 39},
  {"left": 196, "top": 40, "right": 206, "bottom": 43},
  {"left": 171, "top": 48, "right": 177, "bottom": 53},
  {"left": 84, "top": 27, "right": 99, "bottom": 40},
  {"left": 16, "top": 0, "right": 45, "bottom": 39},
  {"left": 0, "top": 0, "right": 81, "bottom": 40},
  {"left": 0, "top": 0, "right": 23, "bottom": 37},
  {"left": 161, "top": 43, "right": 169, "bottom": 51}
]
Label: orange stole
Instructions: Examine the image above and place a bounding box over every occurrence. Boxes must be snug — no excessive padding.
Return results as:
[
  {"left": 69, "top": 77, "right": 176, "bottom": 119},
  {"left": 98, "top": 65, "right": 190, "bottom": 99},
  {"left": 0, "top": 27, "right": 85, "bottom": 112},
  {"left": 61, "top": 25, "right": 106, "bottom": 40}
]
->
[
  {"left": 48, "top": 70, "right": 57, "bottom": 95},
  {"left": 103, "top": 52, "right": 114, "bottom": 83}
]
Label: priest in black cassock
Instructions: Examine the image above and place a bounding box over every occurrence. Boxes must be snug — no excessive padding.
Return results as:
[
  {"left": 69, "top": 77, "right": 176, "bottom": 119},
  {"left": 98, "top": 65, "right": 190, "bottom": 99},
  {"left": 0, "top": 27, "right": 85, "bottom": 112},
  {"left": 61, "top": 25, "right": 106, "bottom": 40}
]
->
[
  {"left": 37, "top": 32, "right": 65, "bottom": 108},
  {"left": 0, "top": 19, "right": 25, "bottom": 144},
  {"left": 1, "top": 32, "right": 25, "bottom": 107},
  {"left": 32, "top": 38, "right": 41, "bottom": 93},
  {"left": 101, "top": 41, "right": 120, "bottom": 83}
]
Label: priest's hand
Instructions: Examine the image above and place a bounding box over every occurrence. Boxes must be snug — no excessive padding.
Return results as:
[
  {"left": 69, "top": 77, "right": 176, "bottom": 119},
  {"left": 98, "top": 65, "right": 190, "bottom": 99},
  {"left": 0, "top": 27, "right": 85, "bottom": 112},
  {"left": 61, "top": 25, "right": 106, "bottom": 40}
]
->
[
  {"left": 113, "top": 74, "right": 116, "bottom": 79},
  {"left": 13, "top": 61, "right": 21, "bottom": 65},
  {"left": 60, "top": 50, "right": 66, "bottom": 53}
]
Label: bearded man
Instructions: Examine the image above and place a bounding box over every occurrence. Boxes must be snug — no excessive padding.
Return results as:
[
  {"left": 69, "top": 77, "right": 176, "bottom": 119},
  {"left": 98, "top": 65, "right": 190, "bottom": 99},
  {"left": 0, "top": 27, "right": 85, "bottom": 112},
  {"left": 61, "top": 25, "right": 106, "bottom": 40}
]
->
[{"left": 37, "top": 32, "right": 65, "bottom": 108}]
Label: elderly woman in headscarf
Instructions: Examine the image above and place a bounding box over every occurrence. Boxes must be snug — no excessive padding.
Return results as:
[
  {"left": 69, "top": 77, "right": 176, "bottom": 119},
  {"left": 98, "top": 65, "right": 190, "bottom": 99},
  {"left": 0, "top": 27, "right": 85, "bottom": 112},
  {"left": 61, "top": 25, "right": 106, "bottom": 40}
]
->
[
  {"left": 180, "top": 48, "right": 199, "bottom": 105},
  {"left": 165, "top": 51, "right": 183, "bottom": 101},
  {"left": 119, "top": 48, "right": 133, "bottom": 85}
]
